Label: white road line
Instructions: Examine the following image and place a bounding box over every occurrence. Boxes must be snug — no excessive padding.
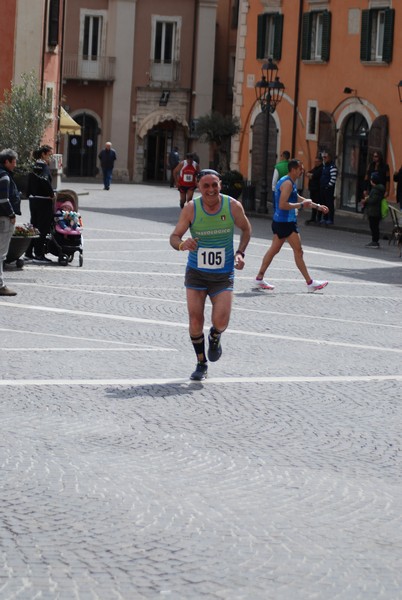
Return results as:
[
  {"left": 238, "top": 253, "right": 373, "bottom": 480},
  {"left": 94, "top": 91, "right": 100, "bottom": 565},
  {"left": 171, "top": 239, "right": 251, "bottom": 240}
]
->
[
  {"left": 3, "top": 284, "right": 402, "bottom": 330},
  {"left": 1, "top": 347, "right": 174, "bottom": 352},
  {"left": 1, "top": 302, "right": 401, "bottom": 354},
  {"left": 0, "top": 327, "right": 172, "bottom": 350},
  {"left": 0, "top": 374, "right": 401, "bottom": 387}
]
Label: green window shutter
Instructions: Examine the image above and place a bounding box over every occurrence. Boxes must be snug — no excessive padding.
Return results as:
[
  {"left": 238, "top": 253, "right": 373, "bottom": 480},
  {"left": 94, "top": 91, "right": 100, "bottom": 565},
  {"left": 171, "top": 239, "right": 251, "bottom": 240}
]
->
[
  {"left": 382, "top": 9, "right": 394, "bottom": 63},
  {"left": 321, "top": 11, "right": 331, "bottom": 62},
  {"left": 273, "top": 14, "right": 283, "bottom": 61},
  {"left": 257, "top": 15, "right": 266, "bottom": 59},
  {"left": 360, "top": 9, "right": 371, "bottom": 61},
  {"left": 301, "top": 13, "right": 312, "bottom": 60}
]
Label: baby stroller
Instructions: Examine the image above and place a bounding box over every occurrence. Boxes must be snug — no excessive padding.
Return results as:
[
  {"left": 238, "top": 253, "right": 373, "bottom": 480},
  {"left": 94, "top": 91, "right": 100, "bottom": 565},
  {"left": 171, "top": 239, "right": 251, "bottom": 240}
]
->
[{"left": 47, "top": 189, "right": 84, "bottom": 266}]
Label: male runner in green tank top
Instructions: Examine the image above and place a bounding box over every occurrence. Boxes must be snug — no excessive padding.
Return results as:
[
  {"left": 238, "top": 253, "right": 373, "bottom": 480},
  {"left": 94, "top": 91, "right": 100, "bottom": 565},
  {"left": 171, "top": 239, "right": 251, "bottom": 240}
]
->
[{"left": 170, "top": 169, "right": 252, "bottom": 380}]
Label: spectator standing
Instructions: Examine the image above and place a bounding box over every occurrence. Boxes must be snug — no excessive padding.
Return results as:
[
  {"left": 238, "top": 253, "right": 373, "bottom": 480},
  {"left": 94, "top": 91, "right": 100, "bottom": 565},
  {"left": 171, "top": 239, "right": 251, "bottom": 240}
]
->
[
  {"left": 360, "top": 171, "right": 384, "bottom": 248},
  {"left": 173, "top": 153, "right": 200, "bottom": 209},
  {"left": 168, "top": 146, "right": 180, "bottom": 187},
  {"left": 25, "top": 145, "right": 55, "bottom": 262},
  {"left": 272, "top": 150, "right": 290, "bottom": 191},
  {"left": 98, "top": 142, "right": 117, "bottom": 190},
  {"left": 364, "top": 150, "right": 390, "bottom": 198},
  {"left": 319, "top": 151, "right": 338, "bottom": 225},
  {"left": 0, "top": 148, "right": 21, "bottom": 296},
  {"left": 305, "top": 155, "right": 323, "bottom": 223}
]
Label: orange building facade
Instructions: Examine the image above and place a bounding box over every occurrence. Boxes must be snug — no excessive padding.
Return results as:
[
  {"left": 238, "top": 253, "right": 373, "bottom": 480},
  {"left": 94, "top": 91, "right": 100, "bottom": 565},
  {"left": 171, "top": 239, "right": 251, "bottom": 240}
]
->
[
  {"left": 0, "top": 0, "right": 65, "bottom": 153},
  {"left": 233, "top": 0, "right": 401, "bottom": 211}
]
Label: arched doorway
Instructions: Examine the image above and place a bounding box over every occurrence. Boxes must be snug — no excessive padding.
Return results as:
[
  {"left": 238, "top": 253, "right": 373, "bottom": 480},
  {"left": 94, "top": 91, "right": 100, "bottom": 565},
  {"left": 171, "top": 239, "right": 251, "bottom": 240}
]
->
[
  {"left": 251, "top": 112, "right": 278, "bottom": 203},
  {"left": 67, "top": 113, "right": 99, "bottom": 177},
  {"left": 341, "top": 113, "right": 368, "bottom": 211},
  {"left": 144, "top": 121, "right": 175, "bottom": 182}
]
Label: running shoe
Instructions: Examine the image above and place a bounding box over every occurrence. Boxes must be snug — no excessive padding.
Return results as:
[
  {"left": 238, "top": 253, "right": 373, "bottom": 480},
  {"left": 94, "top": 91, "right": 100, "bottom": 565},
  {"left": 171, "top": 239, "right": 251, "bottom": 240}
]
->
[
  {"left": 208, "top": 332, "right": 222, "bottom": 362},
  {"left": 365, "top": 241, "right": 380, "bottom": 248},
  {"left": 190, "top": 362, "right": 208, "bottom": 381},
  {"left": 255, "top": 278, "right": 275, "bottom": 290},
  {"left": 307, "top": 280, "right": 328, "bottom": 293}
]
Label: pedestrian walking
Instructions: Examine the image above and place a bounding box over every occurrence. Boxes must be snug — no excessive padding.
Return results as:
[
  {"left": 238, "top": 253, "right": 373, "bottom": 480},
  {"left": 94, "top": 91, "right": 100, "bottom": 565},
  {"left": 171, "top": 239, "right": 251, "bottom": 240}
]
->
[
  {"left": 0, "top": 148, "right": 21, "bottom": 296},
  {"left": 173, "top": 153, "right": 200, "bottom": 209},
  {"left": 168, "top": 146, "right": 180, "bottom": 187},
  {"left": 393, "top": 165, "right": 402, "bottom": 210},
  {"left": 170, "top": 169, "right": 252, "bottom": 381},
  {"left": 360, "top": 171, "right": 384, "bottom": 248},
  {"left": 319, "top": 151, "right": 338, "bottom": 225},
  {"left": 98, "top": 142, "right": 117, "bottom": 190},
  {"left": 254, "top": 159, "right": 329, "bottom": 292}
]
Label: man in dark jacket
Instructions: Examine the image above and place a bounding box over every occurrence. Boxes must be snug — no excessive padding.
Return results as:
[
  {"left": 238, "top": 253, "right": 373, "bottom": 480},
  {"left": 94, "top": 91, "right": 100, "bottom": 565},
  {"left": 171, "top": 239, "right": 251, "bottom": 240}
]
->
[
  {"left": 0, "top": 148, "right": 21, "bottom": 295},
  {"left": 98, "top": 142, "right": 117, "bottom": 190},
  {"left": 168, "top": 146, "right": 180, "bottom": 187},
  {"left": 319, "top": 151, "right": 338, "bottom": 225}
]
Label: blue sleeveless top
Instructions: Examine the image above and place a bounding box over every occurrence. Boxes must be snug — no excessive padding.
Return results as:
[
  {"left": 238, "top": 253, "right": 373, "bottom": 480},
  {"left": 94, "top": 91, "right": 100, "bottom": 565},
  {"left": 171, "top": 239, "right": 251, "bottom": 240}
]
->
[{"left": 273, "top": 175, "right": 298, "bottom": 223}]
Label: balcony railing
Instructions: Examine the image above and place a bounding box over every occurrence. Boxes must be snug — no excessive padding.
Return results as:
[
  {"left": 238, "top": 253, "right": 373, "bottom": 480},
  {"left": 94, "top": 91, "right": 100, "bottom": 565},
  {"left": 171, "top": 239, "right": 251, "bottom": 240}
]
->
[
  {"left": 149, "top": 59, "right": 180, "bottom": 85},
  {"left": 63, "top": 54, "right": 116, "bottom": 82}
]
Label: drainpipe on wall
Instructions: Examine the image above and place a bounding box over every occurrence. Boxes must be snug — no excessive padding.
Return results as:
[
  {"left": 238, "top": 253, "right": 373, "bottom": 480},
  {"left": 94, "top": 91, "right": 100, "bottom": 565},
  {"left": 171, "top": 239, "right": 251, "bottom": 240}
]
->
[
  {"left": 56, "top": 0, "right": 67, "bottom": 154},
  {"left": 187, "top": 0, "right": 198, "bottom": 155},
  {"left": 291, "top": 0, "right": 303, "bottom": 157}
]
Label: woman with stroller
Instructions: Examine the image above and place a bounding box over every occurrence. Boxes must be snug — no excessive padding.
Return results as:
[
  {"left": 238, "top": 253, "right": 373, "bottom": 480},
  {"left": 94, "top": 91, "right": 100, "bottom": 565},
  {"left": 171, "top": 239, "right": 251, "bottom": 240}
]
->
[{"left": 25, "top": 145, "right": 55, "bottom": 263}]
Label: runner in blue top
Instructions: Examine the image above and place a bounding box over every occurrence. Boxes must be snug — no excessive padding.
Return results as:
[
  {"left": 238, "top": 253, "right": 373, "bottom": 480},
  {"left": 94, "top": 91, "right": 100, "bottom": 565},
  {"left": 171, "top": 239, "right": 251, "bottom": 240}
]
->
[
  {"left": 254, "top": 158, "right": 329, "bottom": 293},
  {"left": 170, "top": 169, "right": 251, "bottom": 381}
]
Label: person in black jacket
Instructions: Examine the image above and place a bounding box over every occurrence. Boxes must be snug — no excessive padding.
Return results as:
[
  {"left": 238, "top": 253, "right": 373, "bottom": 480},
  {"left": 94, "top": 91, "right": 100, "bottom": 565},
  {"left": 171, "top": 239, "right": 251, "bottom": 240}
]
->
[
  {"left": 305, "top": 155, "right": 323, "bottom": 223},
  {"left": 25, "top": 145, "right": 55, "bottom": 262},
  {"left": 98, "top": 142, "right": 117, "bottom": 190},
  {"left": 0, "top": 148, "right": 21, "bottom": 295},
  {"left": 364, "top": 150, "right": 390, "bottom": 197}
]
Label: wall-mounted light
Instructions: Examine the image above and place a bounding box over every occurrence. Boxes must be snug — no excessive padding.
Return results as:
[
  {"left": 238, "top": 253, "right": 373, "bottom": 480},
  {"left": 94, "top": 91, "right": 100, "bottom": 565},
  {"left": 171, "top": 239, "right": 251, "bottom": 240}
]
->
[
  {"left": 397, "top": 81, "right": 402, "bottom": 103},
  {"left": 343, "top": 87, "right": 363, "bottom": 104},
  {"left": 159, "top": 90, "right": 170, "bottom": 106}
]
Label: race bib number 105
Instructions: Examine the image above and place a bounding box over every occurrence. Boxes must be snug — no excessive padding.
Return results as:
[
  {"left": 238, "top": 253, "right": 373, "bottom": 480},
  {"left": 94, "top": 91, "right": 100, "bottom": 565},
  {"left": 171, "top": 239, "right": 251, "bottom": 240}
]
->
[{"left": 197, "top": 247, "right": 225, "bottom": 269}]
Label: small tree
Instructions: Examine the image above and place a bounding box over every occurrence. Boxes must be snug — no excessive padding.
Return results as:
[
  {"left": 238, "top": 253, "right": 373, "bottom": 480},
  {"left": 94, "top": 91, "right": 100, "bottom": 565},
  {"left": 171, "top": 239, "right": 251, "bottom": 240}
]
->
[
  {"left": 195, "top": 111, "right": 240, "bottom": 173},
  {"left": 0, "top": 72, "right": 50, "bottom": 172}
]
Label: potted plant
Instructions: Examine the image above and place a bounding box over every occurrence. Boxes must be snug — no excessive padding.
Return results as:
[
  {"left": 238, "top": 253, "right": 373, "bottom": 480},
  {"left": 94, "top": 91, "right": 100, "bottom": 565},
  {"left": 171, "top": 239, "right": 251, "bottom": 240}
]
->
[{"left": 5, "top": 224, "right": 39, "bottom": 269}]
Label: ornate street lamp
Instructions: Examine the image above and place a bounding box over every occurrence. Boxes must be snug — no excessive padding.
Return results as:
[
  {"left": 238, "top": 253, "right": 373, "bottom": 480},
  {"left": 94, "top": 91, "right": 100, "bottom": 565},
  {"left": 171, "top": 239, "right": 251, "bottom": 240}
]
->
[{"left": 255, "top": 59, "right": 285, "bottom": 213}]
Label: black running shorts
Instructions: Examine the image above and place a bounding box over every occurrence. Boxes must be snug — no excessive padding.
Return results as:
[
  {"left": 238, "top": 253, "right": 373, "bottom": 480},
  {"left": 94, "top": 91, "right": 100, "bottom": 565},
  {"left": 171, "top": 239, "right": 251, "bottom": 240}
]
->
[
  {"left": 272, "top": 221, "right": 299, "bottom": 239},
  {"left": 185, "top": 267, "right": 234, "bottom": 297}
]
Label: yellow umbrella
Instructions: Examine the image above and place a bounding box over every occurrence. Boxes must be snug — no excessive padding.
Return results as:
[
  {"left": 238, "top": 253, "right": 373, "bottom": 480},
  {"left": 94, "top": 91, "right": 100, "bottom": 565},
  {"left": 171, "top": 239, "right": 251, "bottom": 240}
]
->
[{"left": 59, "top": 107, "right": 81, "bottom": 135}]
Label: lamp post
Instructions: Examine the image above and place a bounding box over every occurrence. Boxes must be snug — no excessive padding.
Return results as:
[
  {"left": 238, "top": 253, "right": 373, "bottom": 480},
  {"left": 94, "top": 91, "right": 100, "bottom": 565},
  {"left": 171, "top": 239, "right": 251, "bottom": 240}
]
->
[{"left": 255, "top": 59, "right": 285, "bottom": 213}]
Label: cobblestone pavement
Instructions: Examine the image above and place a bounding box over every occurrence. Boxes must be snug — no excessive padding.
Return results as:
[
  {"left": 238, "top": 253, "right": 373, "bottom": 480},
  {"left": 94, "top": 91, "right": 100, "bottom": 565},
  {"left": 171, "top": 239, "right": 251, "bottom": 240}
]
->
[{"left": 1, "top": 183, "right": 401, "bottom": 600}]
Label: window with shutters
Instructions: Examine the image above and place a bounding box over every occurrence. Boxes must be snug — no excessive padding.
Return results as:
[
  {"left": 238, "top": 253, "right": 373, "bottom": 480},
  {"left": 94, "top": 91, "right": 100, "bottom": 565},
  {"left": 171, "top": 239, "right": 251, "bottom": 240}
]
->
[
  {"left": 301, "top": 11, "right": 331, "bottom": 62},
  {"left": 150, "top": 16, "right": 181, "bottom": 83},
  {"left": 360, "top": 8, "right": 394, "bottom": 63},
  {"left": 78, "top": 10, "right": 107, "bottom": 79},
  {"left": 48, "top": 0, "right": 60, "bottom": 47},
  {"left": 256, "top": 13, "right": 283, "bottom": 61}
]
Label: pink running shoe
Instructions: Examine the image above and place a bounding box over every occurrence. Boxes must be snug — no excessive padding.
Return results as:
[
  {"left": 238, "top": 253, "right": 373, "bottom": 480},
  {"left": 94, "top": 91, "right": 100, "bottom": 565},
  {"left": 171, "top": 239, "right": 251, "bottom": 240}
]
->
[
  {"left": 255, "top": 278, "right": 275, "bottom": 290},
  {"left": 307, "top": 279, "right": 328, "bottom": 293}
]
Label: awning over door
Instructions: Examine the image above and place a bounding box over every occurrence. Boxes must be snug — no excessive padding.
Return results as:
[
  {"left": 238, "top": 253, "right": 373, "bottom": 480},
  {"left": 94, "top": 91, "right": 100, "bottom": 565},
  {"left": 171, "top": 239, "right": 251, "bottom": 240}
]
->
[{"left": 59, "top": 107, "right": 81, "bottom": 135}]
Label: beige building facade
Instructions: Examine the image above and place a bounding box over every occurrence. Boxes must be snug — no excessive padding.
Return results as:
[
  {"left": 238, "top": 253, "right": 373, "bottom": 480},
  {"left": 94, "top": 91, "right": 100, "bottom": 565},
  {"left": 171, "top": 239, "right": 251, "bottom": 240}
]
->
[{"left": 62, "top": 0, "right": 238, "bottom": 183}]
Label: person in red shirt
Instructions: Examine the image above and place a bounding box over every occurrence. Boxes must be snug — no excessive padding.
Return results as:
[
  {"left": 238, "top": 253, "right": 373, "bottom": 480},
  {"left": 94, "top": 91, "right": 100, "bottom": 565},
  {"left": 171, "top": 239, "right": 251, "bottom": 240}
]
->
[{"left": 173, "top": 153, "right": 200, "bottom": 208}]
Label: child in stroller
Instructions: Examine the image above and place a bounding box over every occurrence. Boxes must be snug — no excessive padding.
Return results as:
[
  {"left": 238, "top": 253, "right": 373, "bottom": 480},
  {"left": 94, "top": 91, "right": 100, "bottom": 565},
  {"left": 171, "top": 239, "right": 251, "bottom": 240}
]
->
[{"left": 47, "top": 190, "right": 84, "bottom": 266}]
